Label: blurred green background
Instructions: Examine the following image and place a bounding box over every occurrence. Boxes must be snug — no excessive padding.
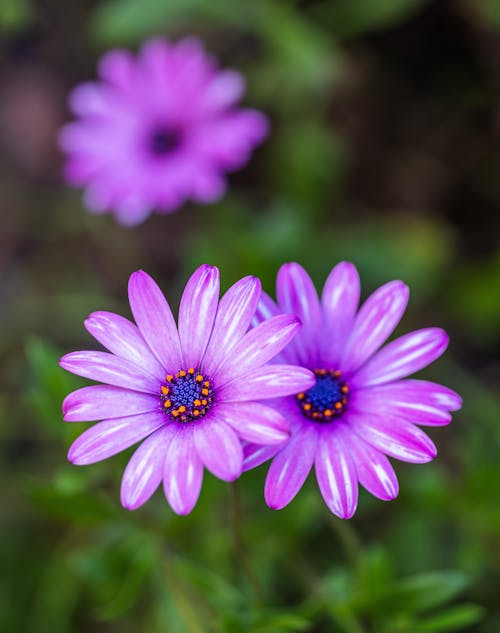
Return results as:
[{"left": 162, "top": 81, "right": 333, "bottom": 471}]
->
[{"left": 1, "top": 1, "right": 499, "bottom": 632}]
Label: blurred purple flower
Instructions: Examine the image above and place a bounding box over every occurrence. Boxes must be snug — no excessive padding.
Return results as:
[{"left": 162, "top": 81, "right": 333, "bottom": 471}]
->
[
  {"left": 244, "top": 262, "right": 461, "bottom": 519},
  {"left": 59, "top": 38, "right": 269, "bottom": 225},
  {"left": 60, "top": 265, "right": 313, "bottom": 514}
]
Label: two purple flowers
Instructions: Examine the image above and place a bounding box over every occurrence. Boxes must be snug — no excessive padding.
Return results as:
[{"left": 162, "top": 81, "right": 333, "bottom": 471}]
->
[{"left": 60, "top": 263, "right": 461, "bottom": 518}]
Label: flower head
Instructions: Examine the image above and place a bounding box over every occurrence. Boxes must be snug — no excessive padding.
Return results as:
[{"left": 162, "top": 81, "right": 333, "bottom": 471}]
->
[
  {"left": 59, "top": 38, "right": 269, "bottom": 225},
  {"left": 60, "top": 265, "right": 314, "bottom": 514},
  {"left": 244, "top": 262, "right": 461, "bottom": 518}
]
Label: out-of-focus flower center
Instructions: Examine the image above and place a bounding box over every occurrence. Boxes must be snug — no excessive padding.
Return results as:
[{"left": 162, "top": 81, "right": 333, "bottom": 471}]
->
[
  {"left": 150, "top": 126, "right": 183, "bottom": 156},
  {"left": 296, "top": 368, "right": 349, "bottom": 423},
  {"left": 160, "top": 368, "right": 214, "bottom": 423}
]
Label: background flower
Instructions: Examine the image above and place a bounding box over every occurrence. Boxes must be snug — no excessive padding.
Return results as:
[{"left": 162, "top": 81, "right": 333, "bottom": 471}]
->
[
  {"left": 59, "top": 265, "right": 313, "bottom": 514},
  {"left": 244, "top": 262, "right": 461, "bottom": 518},
  {"left": 59, "top": 37, "right": 269, "bottom": 225}
]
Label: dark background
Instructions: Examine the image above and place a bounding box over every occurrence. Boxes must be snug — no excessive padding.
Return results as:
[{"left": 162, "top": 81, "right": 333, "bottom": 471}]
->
[{"left": 1, "top": 1, "right": 499, "bottom": 632}]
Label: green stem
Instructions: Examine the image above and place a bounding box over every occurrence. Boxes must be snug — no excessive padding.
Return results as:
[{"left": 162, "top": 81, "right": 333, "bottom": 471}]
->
[{"left": 329, "top": 516, "right": 363, "bottom": 569}]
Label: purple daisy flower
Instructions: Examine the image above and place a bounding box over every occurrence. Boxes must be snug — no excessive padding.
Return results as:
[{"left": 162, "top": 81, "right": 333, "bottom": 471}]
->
[
  {"left": 59, "top": 38, "right": 269, "bottom": 226},
  {"left": 244, "top": 262, "right": 462, "bottom": 519},
  {"left": 60, "top": 265, "right": 314, "bottom": 514}
]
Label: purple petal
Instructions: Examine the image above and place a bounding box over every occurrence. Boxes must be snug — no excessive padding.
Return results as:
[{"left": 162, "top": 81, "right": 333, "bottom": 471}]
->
[
  {"left": 68, "top": 412, "right": 165, "bottom": 465},
  {"left": 202, "top": 276, "right": 261, "bottom": 375},
  {"left": 219, "top": 364, "right": 315, "bottom": 402},
  {"left": 350, "top": 379, "right": 460, "bottom": 426},
  {"left": 121, "top": 426, "right": 175, "bottom": 510},
  {"left": 202, "top": 70, "right": 245, "bottom": 112},
  {"left": 321, "top": 262, "right": 360, "bottom": 367},
  {"left": 264, "top": 426, "right": 318, "bottom": 509},
  {"left": 128, "top": 271, "right": 183, "bottom": 373},
  {"left": 163, "top": 427, "right": 203, "bottom": 515},
  {"left": 276, "top": 263, "right": 322, "bottom": 364},
  {"left": 213, "top": 314, "right": 301, "bottom": 386},
  {"left": 314, "top": 427, "right": 358, "bottom": 518},
  {"left": 85, "top": 311, "right": 165, "bottom": 379},
  {"left": 348, "top": 434, "right": 399, "bottom": 501},
  {"left": 352, "top": 328, "right": 449, "bottom": 388},
  {"left": 194, "top": 418, "right": 242, "bottom": 481},
  {"left": 60, "top": 351, "right": 160, "bottom": 393},
  {"left": 98, "top": 49, "right": 136, "bottom": 95},
  {"left": 63, "top": 385, "right": 158, "bottom": 421},
  {"left": 242, "top": 442, "right": 282, "bottom": 471},
  {"left": 251, "top": 290, "right": 280, "bottom": 328},
  {"left": 178, "top": 265, "right": 220, "bottom": 369},
  {"left": 348, "top": 412, "right": 437, "bottom": 463},
  {"left": 213, "top": 402, "right": 290, "bottom": 444},
  {"left": 340, "top": 280, "right": 409, "bottom": 375}
]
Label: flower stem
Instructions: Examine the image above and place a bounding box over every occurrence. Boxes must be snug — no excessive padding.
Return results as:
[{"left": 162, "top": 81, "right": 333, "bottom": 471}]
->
[{"left": 228, "top": 481, "right": 262, "bottom": 606}]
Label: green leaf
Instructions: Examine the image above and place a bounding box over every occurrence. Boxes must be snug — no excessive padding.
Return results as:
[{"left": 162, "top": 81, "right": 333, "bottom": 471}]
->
[
  {"left": 416, "top": 604, "right": 485, "bottom": 632},
  {"left": 385, "top": 571, "right": 470, "bottom": 614},
  {"left": 311, "top": 0, "right": 430, "bottom": 39}
]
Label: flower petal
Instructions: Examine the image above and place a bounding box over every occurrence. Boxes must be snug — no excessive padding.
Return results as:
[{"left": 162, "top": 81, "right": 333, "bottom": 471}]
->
[
  {"left": 350, "top": 379, "right": 460, "bottom": 425},
  {"left": 251, "top": 290, "right": 280, "bottom": 327},
  {"left": 63, "top": 385, "right": 158, "bottom": 421},
  {"left": 340, "top": 280, "right": 409, "bottom": 374},
  {"left": 213, "top": 402, "right": 290, "bottom": 444},
  {"left": 276, "top": 263, "right": 322, "bottom": 365},
  {"left": 194, "top": 418, "right": 242, "bottom": 481},
  {"left": 178, "top": 265, "right": 220, "bottom": 369},
  {"left": 163, "top": 426, "right": 203, "bottom": 515},
  {"left": 128, "top": 270, "right": 183, "bottom": 372},
  {"left": 321, "top": 262, "right": 360, "bottom": 366},
  {"left": 242, "top": 442, "right": 282, "bottom": 471},
  {"left": 60, "top": 351, "right": 160, "bottom": 393},
  {"left": 219, "top": 364, "right": 315, "bottom": 402},
  {"left": 314, "top": 427, "right": 358, "bottom": 518},
  {"left": 121, "top": 425, "right": 175, "bottom": 510},
  {"left": 68, "top": 412, "right": 165, "bottom": 465},
  {"left": 213, "top": 314, "right": 301, "bottom": 386},
  {"left": 351, "top": 328, "right": 449, "bottom": 388},
  {"left": 85, "top": 311, "right": 165, "bottom": 379},
  {"left": 348, "top": 435, "right": 399, "bottom": 501},
  {"left": 264, "top": 426, "right": 318, "bottom": 509},
  {"left": 348, "top": 412, "right": 437, "bottom": 463},
  {"left": 202, "top": 275, "right": 261, "bottom": 375}
]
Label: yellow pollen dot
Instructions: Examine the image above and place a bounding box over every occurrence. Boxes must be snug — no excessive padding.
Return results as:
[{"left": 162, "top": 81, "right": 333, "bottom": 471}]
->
[
  {"left": 318, "top": 369, "right": 326, "bottom": 375},
  {"left": 333, "top": 370, "right": 341, "bottom": 377},
  {"left": 193, "top": 409, "right": 200, "bottom": 416},
  {"left": 196, "top": 374, "right": 203, "bottom": 382},
  {"left": 303, "top": 403, "right": 312, "bottom": 411},
  {"left": 188, "top": 368, "right": 195, "bottom": 374},
  {"left": 297, "top": 393, "right": 305, "bottom": 400},
  {"left": 201, "top": 388, "right": 209, "bottom": 396},
  {"left": 341, "top": 385, "right": 349, "bottom": 393},
  {"left": 178, "top": 405, "right": 186, "bottom": 413},
  {"left": 179, "top": 370, "right": 186, "bottom": 377},
  {"left": 201, "top": 399, "right": 207, "bottom": 406},
  {"left": 172, "top": 410, "right": 180, "bottom": 417},
  {"left": 166, "top": 374, "right": 173, "bottom": 382},
  {"left": 161, "top": 386, "right": 169, "bottom": 395},
  {"left": 203, "top": 381, "right": 210, "bottom": 387},
  {"left": 194, "top": 399, "right": 201, "bottom": 407},
  {"left": 324, "top": 409, "right": 333, "bottom": 417},
  {"left": 335, "top": 402, "right": 342, "bottom": 410},
  {"left": 164, "top": 400, "right": 171, "bottom": 408}
]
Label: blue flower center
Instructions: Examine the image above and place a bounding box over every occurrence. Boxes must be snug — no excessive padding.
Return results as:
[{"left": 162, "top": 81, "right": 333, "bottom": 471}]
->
[
  {"left": 296, "top": 369, "right": 349, "bottom": 423},
  {"left": 150, "top": 127, "right": 183, "bottom": 156},
  {"left": 160, "top": 368, "right": 214, "bottom": 423}
]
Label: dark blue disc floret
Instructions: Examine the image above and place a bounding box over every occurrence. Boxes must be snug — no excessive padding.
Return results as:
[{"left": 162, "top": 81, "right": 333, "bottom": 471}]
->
[
  {"left": 296, "top": 368, "right": 349, "bottom": 423},
  {"left": 160, "top": 368, "right": 214, "bottom": 423}
]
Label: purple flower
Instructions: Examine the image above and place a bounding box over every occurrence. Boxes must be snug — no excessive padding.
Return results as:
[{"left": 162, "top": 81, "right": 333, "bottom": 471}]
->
[
  {"left": 59, "top": 38, "right": 269, "bottom": 226},
  {"left": 244, "top": 262, "right": 462, "bottom": 518},
  {"left": 60, "top": 265, "right": 314, "bottom": 514}
]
